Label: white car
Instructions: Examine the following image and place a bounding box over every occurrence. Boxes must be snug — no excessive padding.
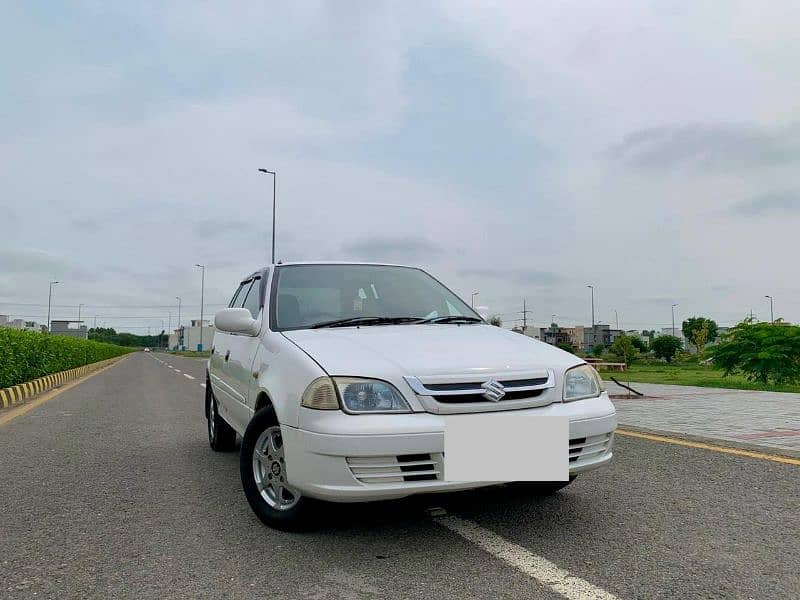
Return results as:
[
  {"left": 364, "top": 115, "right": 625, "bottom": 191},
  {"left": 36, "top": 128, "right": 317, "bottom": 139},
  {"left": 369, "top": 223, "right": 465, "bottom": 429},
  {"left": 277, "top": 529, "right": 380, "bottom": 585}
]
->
[{"left": 206, "top": 262, "right": 616, "bottom": 529}]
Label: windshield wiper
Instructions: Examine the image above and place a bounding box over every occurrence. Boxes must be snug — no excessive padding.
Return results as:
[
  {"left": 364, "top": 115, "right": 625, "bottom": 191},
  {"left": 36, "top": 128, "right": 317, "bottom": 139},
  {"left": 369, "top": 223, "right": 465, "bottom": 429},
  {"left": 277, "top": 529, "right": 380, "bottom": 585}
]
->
[
  {"left": 310, "top": 316, "right": 423, "bottom": 329},
  {"left": 418, "top": 315, "right": 483, "bottom": 324}
]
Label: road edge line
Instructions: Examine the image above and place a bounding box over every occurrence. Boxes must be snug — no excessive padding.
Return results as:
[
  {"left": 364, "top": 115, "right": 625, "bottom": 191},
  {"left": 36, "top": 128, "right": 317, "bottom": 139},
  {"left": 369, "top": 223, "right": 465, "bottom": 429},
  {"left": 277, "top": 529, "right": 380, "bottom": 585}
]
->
[
  {"left": 0, "top": 355, "right": 129, "bottom": 428},
  {"left": 616, "top": 428, "right": 800, "bottom": 465}
]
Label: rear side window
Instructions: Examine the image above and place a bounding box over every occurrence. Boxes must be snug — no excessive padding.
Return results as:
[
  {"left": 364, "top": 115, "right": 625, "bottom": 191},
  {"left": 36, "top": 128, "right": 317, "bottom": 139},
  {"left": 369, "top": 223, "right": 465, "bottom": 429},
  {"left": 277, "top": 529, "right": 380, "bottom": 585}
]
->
[{"left": 241, "top": 278, "right": 262, "bottom": 318}]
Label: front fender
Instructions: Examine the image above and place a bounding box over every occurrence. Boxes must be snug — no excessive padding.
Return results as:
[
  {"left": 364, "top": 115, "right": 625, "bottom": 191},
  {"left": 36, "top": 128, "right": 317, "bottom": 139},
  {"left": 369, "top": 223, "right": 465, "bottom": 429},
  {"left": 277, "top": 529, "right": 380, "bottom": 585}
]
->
[{"left": 252, "top": 333, "right": 328, "bottom": 428}]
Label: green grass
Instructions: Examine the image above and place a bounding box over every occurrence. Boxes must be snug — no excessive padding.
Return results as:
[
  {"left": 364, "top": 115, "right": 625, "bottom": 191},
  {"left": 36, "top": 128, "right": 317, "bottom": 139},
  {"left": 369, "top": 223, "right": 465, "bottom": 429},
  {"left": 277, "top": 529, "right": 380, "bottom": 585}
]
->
[
  {"left": 0, "top": 328, "right": 133, "bottom": 389},
  {"left": 598, "top": 362, "right": 800, "bottom": 393}
]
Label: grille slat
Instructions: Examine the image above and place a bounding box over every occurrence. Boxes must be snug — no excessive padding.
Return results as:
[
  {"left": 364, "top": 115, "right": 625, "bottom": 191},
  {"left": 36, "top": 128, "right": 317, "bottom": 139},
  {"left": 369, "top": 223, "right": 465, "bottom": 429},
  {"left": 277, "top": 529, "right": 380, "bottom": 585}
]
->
[
  {"left": 347, "top": 454, "right": 441, "bottom": 484},
  {"left": 433, "top": 389, "right": 544, "bottom": 404}
]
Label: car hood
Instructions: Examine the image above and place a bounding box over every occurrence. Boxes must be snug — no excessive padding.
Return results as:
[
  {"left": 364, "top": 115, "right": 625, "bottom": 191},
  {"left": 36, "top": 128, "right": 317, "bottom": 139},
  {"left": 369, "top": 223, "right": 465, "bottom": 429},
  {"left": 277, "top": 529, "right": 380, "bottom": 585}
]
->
[{"left": 282, "top": 324, "right": 583, "bottom": 378}]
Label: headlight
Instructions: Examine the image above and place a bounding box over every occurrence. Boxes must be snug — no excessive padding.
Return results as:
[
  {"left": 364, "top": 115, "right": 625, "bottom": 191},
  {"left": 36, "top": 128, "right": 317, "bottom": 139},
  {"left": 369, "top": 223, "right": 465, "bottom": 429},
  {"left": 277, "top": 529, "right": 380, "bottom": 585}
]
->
[
  {"left": 563, "top": 364, "right": 604, "bottom": 402},
  {"left": 334, "top": 377, "right": 411, "bottom": 413}
]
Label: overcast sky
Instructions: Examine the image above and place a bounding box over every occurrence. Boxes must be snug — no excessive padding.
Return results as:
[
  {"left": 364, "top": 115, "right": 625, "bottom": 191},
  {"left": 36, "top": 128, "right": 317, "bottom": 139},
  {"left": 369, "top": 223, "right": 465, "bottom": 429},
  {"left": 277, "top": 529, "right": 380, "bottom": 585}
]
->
[{"left": 2, "top": 1, "right": 799, "bottom": 333}]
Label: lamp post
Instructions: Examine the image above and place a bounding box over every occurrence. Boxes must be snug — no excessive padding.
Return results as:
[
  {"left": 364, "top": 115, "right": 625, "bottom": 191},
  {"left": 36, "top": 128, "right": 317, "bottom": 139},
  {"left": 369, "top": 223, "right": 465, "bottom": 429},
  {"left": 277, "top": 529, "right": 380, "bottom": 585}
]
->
[
  {"left": 175, "top": 296, "right": 182, "bottom": 349},
  {"left": 614, "top": 309, "right": 619, "bottom": 330},
  {"left": 78, "top": 303, "right": 84, "bottom": 322},
  {"left": 195, "top": 264, "right": 205, "bottom": 351},
  {"left": 764, "top": 295, "right": 774, "bottom": 323},
  {"left": 47, "top": 281, "right": 59, "bottom": 332},
  {"left": 671, "top": 303, "right": 678, "bottom": 337},
  {"left": 471, "top": 291, "right": 479, "bottom": 308},
  {"left": 258, "top": 168, "right": 277, "bottom": 264}
]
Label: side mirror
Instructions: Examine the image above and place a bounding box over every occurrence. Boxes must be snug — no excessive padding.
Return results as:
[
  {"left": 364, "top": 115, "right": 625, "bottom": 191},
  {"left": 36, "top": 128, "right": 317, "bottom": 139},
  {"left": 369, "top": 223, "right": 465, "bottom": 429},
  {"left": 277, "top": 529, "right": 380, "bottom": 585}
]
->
[{"left": 215, "top": 308, "right": 260, "bottom": 335}]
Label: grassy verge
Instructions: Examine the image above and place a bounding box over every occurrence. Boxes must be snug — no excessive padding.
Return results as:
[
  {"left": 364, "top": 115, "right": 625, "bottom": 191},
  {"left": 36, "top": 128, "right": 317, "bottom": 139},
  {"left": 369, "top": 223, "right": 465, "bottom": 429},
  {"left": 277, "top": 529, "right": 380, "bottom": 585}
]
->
[
  {"left": 0, "top": 328, "right": 133, "bottom": 389},
  {"left": 598, "top": 362, "right": 800, "bottom": 394}
]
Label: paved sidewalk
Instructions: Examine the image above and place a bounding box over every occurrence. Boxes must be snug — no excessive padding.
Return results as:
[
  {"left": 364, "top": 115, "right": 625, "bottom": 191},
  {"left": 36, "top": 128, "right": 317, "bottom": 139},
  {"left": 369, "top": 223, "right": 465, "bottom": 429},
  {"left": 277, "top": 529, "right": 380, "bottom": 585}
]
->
[{"left": 606, "top": 381, "right": 800, "bottom": 455}]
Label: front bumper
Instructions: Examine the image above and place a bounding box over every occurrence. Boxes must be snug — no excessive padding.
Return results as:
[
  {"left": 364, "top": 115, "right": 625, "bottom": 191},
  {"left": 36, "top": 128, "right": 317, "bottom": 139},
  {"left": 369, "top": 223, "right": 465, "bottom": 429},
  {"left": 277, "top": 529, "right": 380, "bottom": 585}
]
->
[{"left": 281, "top": 393, "right": 617, "bottom": 502}]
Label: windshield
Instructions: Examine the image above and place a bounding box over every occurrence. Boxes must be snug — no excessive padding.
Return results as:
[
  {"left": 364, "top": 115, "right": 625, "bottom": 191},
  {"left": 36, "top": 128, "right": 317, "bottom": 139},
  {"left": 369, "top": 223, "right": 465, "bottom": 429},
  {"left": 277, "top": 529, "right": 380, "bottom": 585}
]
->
[{"left": 270, "top": 264, "right": 480, "bottom": 331}]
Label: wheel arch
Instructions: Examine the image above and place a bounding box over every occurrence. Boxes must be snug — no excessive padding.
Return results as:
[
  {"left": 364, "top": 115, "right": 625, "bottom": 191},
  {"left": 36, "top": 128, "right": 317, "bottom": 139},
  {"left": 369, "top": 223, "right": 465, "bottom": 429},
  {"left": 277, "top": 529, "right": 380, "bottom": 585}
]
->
[{"left": 254, "top": 389, "right": 274, "bottom": 413}]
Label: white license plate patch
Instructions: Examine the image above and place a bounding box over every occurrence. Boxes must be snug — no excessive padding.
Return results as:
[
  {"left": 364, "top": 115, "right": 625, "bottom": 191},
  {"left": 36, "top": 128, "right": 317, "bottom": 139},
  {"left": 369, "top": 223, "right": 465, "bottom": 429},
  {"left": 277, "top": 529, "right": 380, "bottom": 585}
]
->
[{"left": 444, "top": 415, "right": 568, "bottom": 482}]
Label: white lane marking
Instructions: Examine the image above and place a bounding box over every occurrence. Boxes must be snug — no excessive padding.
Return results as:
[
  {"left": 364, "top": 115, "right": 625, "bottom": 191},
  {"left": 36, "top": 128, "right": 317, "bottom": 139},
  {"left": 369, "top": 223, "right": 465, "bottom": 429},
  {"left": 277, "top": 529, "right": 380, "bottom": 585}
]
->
[
  {"left": 184, "top": 374, "right": 195, "bottom": 380},
  {"left": 200, "top": 383, "right": 206, "bottom": 388},
  {"left": 174, "top": 369, "right": 181, "bottom": 373},
  {"left": 435, "top": 515, "right": 619, "bottom": 600}
]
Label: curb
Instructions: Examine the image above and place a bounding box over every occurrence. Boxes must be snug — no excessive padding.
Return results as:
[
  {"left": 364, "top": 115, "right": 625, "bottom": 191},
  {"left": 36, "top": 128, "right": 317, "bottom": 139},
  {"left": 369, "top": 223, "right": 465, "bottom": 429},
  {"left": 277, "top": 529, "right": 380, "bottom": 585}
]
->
[
  {"left": 617, "top": 424, "right": 800, "bottom": 460},
  {"left": 0, "top": 356, "right": 127, "bottom": 410}
]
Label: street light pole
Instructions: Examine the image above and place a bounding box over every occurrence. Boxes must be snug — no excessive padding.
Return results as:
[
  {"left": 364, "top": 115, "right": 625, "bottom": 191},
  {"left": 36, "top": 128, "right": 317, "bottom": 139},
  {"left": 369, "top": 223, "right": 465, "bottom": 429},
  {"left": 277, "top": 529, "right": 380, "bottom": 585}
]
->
[
  {"left": 614, "top": 309, "right": 619, "bottom": 330},
  {"left": 195, "top": 265, "right": 205, "bottom": 351},
  {"left": 258, "top": 168, "right": 277, "bottom": 264},
  {"left": 175, "top": 296, "right": 182, "bottom": 349},
  {"left": 471, "top": 291, "right": 479, "bottom": 308},
  {"left": 47, "top": 281, "right": 59, "bottom": 332},
  {"left": 764, "top": 295, "right": 774, "bottom": 323},
  {"left": 671, "top": 303, "right": 678, "bottom": 337},
  {"left": 78, "top": 303, "right": 84, "bottom": 322}
]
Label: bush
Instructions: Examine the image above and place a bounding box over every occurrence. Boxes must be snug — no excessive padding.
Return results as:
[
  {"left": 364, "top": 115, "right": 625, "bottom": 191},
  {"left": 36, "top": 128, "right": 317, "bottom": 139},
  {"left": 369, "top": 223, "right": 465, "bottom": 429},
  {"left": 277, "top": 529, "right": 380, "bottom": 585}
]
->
[
  {"left": 556, "top": 342, "right": 576, "bottom": 354},
  {"left": 0, "top": 328, "right": 133, "bottom": 389},
  {"left": 710, "top": 320, "right": 800, "bottom": 385},
  {"left": 591, "top": 345, "right": 605, "bottom": 358},
  {"left": 651, "top": 335, "right": 683, "bottom": 363}
]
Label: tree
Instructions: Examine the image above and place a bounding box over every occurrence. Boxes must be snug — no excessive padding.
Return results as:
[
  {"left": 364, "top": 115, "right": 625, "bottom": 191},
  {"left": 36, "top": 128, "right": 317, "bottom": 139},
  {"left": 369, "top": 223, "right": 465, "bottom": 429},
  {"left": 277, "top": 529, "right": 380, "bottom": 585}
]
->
[
  {"left": 610, "top": 334, "right": 638, "bottom": 365},
  {"left": 487, "top": 315, "right": 503, "bottom": 327},
  {"left": 710, "top": 319, "right": 800, "bottom": 384},
  {"left": 682, "top": 317, "right": 718, "bottom": 355},
  {"left": 591, "top": 344, "right": 605, "bottom": 358},
  {"left": 556, "top": 342, "right": 576, "bottom": 354},
  {"left": 651, "top": 335, "right": 682, "bottom": 363},
  {"left": 630, "top": 336, "right": 648, "bottom": 352}
]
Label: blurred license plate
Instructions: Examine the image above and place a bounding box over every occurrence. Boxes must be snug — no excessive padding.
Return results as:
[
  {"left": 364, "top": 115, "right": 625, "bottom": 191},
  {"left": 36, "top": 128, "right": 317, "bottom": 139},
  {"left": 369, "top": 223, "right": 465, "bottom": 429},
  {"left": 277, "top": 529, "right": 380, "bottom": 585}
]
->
[{"left": 443, "top": 415, "right": 568, "bottom": 482}]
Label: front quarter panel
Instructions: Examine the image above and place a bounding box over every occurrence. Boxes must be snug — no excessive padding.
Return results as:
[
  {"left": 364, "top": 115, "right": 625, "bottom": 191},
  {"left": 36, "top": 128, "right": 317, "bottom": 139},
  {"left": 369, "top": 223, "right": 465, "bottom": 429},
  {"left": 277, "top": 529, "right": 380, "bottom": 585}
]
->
[{"left": 252, "top": 332, "right": 328, "bottom": 428}]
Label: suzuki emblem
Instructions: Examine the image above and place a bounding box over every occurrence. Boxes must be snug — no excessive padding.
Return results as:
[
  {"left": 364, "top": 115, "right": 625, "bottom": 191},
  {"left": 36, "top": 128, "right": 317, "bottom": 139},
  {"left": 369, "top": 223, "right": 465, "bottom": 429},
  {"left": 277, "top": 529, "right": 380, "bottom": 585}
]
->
[{"left": 481, "top": 379, "right": 506, "bottom": 402}]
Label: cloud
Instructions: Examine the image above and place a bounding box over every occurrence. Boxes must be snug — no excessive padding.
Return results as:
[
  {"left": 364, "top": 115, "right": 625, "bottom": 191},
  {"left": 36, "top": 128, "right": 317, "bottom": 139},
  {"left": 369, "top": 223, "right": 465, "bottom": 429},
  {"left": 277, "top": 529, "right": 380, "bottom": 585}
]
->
[
  {"left": 0, "top": 248, "right": 71, "bottom": 275},
  {"left": 192, "top": 218, "right": 259, "bottom": 238},
  {"left": 458, "top": 268, "right": 562, "bottom": 286},
  {"left": 725, "top": 191, "right": 800, "bottom": 216},
  {"left": 609, "top": 122, "right": 800, "bottom": 172},
  {"left": 71, "top": 218, "right": 100, "bottom": 232},
  {"left": 340, "top": 236, "right": 443, "bottom": 262}
]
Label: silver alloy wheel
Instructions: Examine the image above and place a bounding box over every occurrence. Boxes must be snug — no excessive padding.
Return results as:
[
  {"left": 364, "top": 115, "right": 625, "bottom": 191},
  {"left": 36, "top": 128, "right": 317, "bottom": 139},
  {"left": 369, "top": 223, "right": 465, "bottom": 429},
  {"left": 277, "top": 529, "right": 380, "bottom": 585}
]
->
[
  {"left": 209, "top": 397, "right": 216, "bottom": 439},
  {"left": 252, "top": 426, "right": 300, "bottom": 511}
]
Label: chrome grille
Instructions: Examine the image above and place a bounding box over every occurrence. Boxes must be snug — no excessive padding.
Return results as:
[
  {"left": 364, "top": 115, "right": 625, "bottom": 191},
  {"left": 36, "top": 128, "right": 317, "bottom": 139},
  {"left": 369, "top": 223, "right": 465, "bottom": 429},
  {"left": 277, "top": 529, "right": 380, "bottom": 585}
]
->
[{"left": 404, "top": 370, "right": 556, "bottom": 414}]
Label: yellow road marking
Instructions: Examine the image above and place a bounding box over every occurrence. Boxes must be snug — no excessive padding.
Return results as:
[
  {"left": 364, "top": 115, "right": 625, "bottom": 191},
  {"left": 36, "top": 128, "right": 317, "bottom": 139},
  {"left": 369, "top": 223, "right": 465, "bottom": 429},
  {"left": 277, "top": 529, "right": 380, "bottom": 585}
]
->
[
  {"left": 0, "top": 357, "right": 128, "bottom": 428},
  {"left": 616, "top": 429, "right": 800, "bottom": 466}
]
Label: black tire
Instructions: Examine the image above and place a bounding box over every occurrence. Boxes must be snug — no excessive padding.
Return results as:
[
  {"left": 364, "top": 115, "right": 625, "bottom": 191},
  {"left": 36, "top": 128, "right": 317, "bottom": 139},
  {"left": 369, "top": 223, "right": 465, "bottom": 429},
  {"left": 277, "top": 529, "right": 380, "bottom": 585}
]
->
[
  {"left": 516, "top": 475, "right": 577, "bottom": 495},
  {"left": 240, "top": 405, "right": 313, "bottom": 531},
  {"left": 206, "top": 383, "right": 236, "bottom": 452}
]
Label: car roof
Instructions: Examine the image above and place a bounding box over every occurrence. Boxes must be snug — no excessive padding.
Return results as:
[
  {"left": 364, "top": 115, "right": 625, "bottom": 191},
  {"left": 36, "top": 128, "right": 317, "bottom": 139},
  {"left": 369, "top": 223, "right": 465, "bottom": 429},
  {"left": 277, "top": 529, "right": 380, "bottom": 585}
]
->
[{"left": 238, "top": 262, "right": 417, "bottom": 284}]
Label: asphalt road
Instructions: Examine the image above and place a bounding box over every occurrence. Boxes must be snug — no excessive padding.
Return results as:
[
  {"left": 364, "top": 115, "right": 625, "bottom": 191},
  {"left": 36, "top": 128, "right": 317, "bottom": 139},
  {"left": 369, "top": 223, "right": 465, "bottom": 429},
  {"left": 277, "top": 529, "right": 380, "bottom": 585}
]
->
[{"left": 1, "top": 352, "right": 798, "bottom": 599}]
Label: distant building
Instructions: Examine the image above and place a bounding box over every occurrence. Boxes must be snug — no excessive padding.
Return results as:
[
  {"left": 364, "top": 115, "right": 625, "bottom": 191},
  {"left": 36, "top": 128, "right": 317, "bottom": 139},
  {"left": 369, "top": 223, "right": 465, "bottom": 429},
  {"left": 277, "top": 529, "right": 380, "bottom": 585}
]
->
[
  {"left": 0, "top": 316, "right": 43, "bottom": 331},
  {"left": 50, "top": 320, "right": 88, "bottom": 339},
  {"left": 511, "top": 325, "right": 541, "bottom": 339},
  {"left": 169, "top": 319, "right": 215, "bottom": 351},
  {"left": 513, "top": 323, "right": 622, "bottom": 351}
]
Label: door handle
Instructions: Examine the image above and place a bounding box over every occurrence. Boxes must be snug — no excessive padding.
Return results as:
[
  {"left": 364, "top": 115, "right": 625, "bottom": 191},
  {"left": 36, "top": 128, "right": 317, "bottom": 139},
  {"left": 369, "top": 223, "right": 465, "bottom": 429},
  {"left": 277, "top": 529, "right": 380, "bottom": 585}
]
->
[{"left": 224, "top": 350, "right": 230, "bottom": 362}]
